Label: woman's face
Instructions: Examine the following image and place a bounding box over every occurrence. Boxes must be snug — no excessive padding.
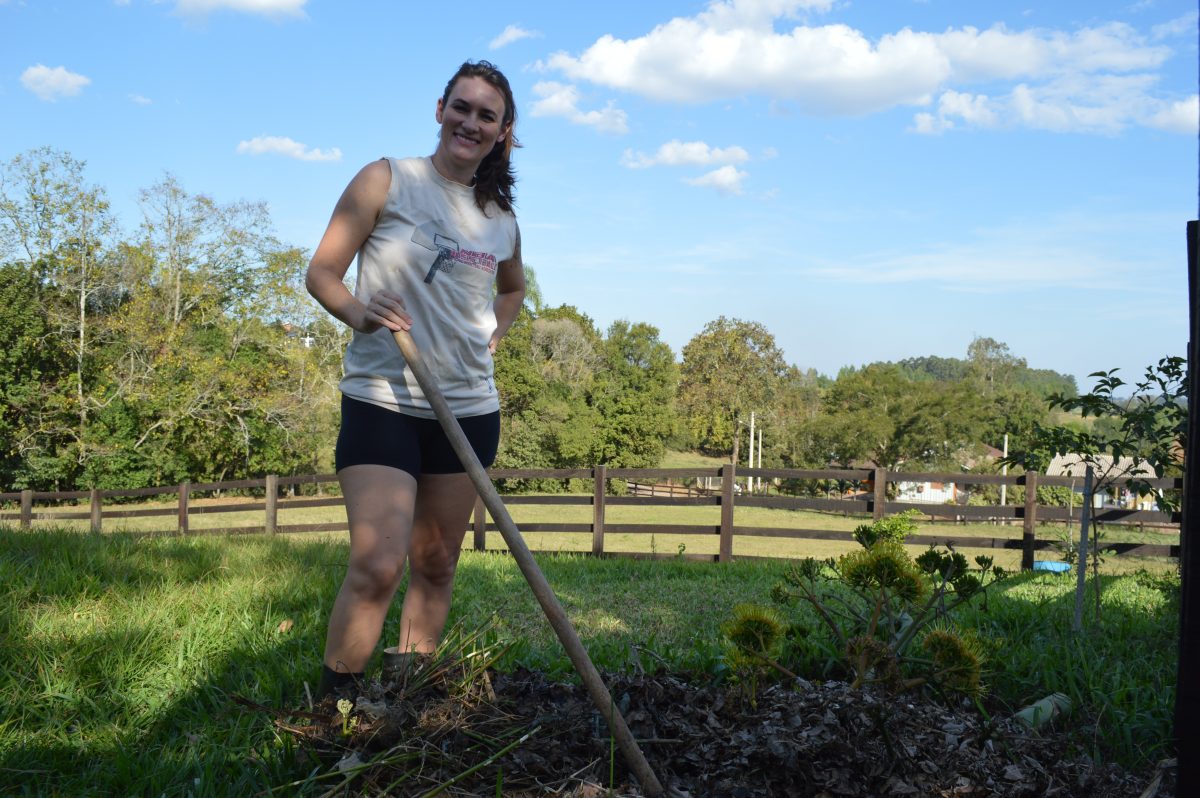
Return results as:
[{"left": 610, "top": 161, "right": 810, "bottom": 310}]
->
[{"left": 435, "top": 76, "right": 509, "bottom": 174}]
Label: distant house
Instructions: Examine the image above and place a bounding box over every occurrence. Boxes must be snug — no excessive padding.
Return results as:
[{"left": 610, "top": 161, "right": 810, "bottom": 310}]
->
[
  {"left": 1044, "top": 453, "right": 1159, "bottom": 510},
  {"left": 894, "top": 479, "right": 958, "bottom": 504}
]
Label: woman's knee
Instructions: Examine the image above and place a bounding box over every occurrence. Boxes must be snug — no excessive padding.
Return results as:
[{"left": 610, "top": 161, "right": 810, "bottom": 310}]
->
[
  {"left": 408, "top": 543, "right": 461, "bottom": 587},
  {"left": 344, "top": 556, "right": 405, "bottom": 601}
]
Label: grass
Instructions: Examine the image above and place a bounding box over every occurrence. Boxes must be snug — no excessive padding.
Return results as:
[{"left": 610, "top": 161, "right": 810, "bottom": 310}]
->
[{"left": 0, "top": 525, "right": 1179, "bottom": 796}]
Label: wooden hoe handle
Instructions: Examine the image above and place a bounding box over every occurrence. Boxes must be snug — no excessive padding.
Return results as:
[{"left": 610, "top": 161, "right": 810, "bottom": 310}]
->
[{"left": 392, "top": 329, "right": 664, "bottom": 797}]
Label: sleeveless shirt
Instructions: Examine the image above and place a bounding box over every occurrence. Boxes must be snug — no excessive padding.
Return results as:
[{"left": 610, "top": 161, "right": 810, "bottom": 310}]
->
[{"left": 339, "top": 156, "right": 518, "bottom": 418}]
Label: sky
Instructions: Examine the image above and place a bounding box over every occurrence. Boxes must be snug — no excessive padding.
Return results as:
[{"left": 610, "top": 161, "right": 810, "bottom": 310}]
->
[{"left": 2, "top": 0, "right": 1197, "bottom": 391}]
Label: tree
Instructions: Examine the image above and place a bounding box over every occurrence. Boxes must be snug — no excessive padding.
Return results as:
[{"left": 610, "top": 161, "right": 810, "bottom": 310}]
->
[
  {"left": 1006, "top": 356, "right": 1186, "bottom": 624},
  {"left": 0, "top": 263, "right": 71, "bottom": 488},
  {"left": 0, "top": 147, "right": 120, "bottom": 482},
  {"left": 592, "top": 320, "right": 679, "bottom": 468},
  {"left": 678, "top": 317, "right": 788, "bottom": 463},
  {"left": 817, "top": 365, "right": 986, "bottom": 470}
]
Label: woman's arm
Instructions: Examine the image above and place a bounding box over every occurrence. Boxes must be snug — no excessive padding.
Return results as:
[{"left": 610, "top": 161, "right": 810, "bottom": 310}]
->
[
  {"left": 489, "top": 225, "right": 526, "bottom": 353},
  {"left": 305, "top": 160, "right": 412, "bottom": 334}
]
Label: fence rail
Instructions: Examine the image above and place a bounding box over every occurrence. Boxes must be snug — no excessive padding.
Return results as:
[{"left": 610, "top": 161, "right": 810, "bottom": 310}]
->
[{"left": 1, "top": 466, "right": 1182, "bottom": 567}]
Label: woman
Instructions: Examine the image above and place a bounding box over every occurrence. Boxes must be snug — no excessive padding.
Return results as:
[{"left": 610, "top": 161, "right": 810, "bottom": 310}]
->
[{"left": 305, "top": 60, "right": 525, "bottom": 697}]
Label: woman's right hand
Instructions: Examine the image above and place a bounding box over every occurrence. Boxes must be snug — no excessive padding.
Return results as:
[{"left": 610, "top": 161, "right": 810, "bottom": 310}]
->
[{"left": 357, "top": 289, "right": 413, "bottom": 334}]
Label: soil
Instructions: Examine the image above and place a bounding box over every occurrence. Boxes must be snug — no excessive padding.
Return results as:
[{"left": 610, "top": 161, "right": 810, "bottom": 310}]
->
[{"left": 250, "top": 661, "right": 1176, "bottom": 797}]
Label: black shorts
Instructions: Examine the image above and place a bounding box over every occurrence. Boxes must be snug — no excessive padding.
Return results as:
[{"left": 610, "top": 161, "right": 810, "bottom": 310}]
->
[{"left": 335, "top": 394, "right": 500, "bottom": 479}]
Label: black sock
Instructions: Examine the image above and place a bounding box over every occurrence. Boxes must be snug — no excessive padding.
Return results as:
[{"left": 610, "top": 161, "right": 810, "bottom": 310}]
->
[{"left": 317, "top": 664, "right": 363, "bottom": 699}]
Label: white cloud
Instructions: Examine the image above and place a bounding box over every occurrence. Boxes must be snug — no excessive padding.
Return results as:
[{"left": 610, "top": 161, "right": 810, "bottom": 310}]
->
[
  {"left": 129, "top": 93, "right": 152, "bottom": 105},
  {"left": 685, "top": 165, "right": 748, "bottom": 195},
  {"left": 489, "top": 24, "right": 539, "bottom": 50},
  {"left": 1145, "top": 94, "right": 1199, "bottom": 134},
  {"left": 529, "top": 81, "right": 628, "bottom": 134},
  {"left": 21, "top": 64, "right": 91, "bottom": 101},
  {"left": 1151, "top": 11, "right": 1197, "bottom": 40},
  {"left": 621, "top": 139, "right": 750, "bottom": 168},
  {"left": 542, "top": 1, "right": 1187, "bottom": 134},
  {"left": 236, "top": 136, "right": 341, "bottom": 162},
  {"left": 174, "top": 0, "right": 306, "bottom": 19}
]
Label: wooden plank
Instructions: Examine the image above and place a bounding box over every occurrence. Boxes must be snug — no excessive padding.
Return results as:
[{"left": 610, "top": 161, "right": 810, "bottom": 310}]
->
[
  {"left": 279, "top": 522, "right": 349, "bottom": 534},
  {"left": 276, "top": 497, "right": 347, "bottom": 510},
  {"left": 1022, "top": 472, "right": 1038, "bottom": 570},
  {"left": 607, "top": 496, "right": 721, "bottom": 507},
  {"left": 893, "top": 472, "right": 1020, "bottom": 486},
  {"left": 872, "top": 467, "right": 887, "bottom": 522},
  {"left": 606, "top": 467, "right": 722, "bottom": 479},
  {"left": 265, "top": 474, "right": 278, "bottom": 535},
  {"left": 189, "top": 478, "right": 265, "bottom": 492},
  {"left": 502, "top": 495, "right": 591, "bottom": 506},
  {"left": 592, "top": 465, "right": 606, "bottom": 556},
  {"left": 719, "top": 464, "right": 735, "bottom": 562},
  {"left": 738, "top": 496, "right": 871, "bottom": 513}
]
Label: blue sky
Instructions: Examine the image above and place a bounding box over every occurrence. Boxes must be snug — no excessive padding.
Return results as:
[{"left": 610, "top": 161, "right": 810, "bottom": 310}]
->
[{"left": 2, "top": 0, "right": 1196, "bottom": 390}]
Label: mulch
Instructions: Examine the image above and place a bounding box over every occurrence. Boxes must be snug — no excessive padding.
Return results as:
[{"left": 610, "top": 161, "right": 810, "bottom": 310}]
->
[{"left": 248, "top": 662, "right": 1175, "bottom": 797}]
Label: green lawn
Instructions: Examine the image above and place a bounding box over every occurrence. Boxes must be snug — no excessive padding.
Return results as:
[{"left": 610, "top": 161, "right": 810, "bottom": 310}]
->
[{"left": 0, "top": 525, "right": 1179, "bottom": 796}]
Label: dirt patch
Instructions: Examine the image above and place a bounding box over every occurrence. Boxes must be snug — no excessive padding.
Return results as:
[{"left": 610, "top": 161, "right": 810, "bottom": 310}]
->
[{"left": 255, "top": 663, "right": 1174, "bottom": 797}]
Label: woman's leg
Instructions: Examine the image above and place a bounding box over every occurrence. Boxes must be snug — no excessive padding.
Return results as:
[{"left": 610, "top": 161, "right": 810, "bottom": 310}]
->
[
  {"left": 395, "top": 472, "right": 477, "bottom": 654},
  {"left": 322, "top": 463, "right": 418, "bottom": 673}
]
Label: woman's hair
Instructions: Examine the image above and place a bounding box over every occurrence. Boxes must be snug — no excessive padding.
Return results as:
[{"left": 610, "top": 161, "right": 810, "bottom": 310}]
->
[{"left": 441, "top": 60, "right": 519, "bottom": 215}]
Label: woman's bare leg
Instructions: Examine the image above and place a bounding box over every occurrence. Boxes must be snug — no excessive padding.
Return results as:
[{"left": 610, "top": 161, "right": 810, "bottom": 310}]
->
[
  {"left": 395, "top": 472, "right": 477, "bottom": 654},
  {"left": 322, "top": 464, "right": 418, "bottom": 673}
]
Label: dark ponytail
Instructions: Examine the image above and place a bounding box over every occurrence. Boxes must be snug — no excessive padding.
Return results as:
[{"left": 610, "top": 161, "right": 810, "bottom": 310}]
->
[{"left": 441, "top": 60, "right": 519, "bottom": 215}]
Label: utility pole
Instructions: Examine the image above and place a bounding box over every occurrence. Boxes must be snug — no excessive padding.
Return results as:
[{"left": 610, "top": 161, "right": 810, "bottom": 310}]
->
[
  {"left": 1000, "top": 433, "right": 1009, "bottom": 507},
  {"left": 748, "top": 411, "right": 756, "bottom": 494}
]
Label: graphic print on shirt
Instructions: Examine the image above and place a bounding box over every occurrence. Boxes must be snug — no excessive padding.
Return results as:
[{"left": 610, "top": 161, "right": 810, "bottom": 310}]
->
[{"left": 411, "top": 221, "right": 498, "bottom": 285}]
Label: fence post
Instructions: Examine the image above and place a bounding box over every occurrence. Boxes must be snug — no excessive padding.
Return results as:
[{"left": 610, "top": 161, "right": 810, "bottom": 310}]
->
[
  {"left": 473, "top": 495, "right": 486, "bottom": 551},
  {"left": 719, "top": 463, "right": 736, "bottom": 562},
  {"left": 265, "top": 474, "right": 278, "bottom": 535},
  {"left": 20, "top": 489, "right": 32, "bottom": 530},
  {"left": 592, "top": 464, "right": 607, "bottom": 556},
  {"left": 90, "top": 488, "right": 102, "bottom": 534},
  {"left": 178, "top": 481, "right": 190, "bottom": 535},
  {"left": 1022, "top": 471, "right": 1039, "bottom": 570},
  {"left": 872, "top": 467, "right": 887, "bottom": 522}
]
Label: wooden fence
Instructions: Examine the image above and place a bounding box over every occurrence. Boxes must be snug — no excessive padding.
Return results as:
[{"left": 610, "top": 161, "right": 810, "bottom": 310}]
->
[{"left": 1, "top": 466, "right": 1182, "bottom": 568}]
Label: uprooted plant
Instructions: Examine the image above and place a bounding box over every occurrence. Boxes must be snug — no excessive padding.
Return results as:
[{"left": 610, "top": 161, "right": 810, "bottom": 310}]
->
[{"left": 726, "top": 511, "right": 1005, "bottom": 695}]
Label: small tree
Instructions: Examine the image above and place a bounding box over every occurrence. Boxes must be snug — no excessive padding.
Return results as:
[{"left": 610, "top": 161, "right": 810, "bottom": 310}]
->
[
  {"left": 732, "top": 512, "right": 1005, "bottom": 694},
  {"left": 1007, "top": 356, "right": 1186, "bottom": 623}
]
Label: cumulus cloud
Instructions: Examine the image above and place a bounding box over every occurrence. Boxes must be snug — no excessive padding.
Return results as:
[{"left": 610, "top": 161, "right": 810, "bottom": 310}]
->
[
  {"left": 621, "top": 139, "right": 750, "bottom": 168},
  {"left": 1145, "top": 94, "right": 1199, "bottom": 134},
  {"left": 541, "top": 0, "right": 1189, "bottom": 134},
  {"left": 685, "top": 165, "right": 748, "bottom": 195},
  {"left": 236, "top": 136, "right": 341, "bottom": 162},
  {"left": 529, "top": 81, "right": 628, "bottom": 134},
  {"left": 21, "top": 65, "right": 90, "bottom": 101},
  {"left": 490, "top": 24, "right": 539, "bottom": 50},
  {"left": 174, "top": 0, "right": 306, "bottom": 19}
]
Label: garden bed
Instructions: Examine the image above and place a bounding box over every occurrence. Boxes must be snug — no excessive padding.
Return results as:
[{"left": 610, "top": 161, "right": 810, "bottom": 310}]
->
[{"left": 257, "top": 660, "right": 1174, "bottom": 797}]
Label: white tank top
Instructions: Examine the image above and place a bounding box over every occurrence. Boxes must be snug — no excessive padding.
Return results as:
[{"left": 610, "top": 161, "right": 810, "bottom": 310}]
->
[{"left": 339, "top": 156, "right": 518, "bottom": 418}]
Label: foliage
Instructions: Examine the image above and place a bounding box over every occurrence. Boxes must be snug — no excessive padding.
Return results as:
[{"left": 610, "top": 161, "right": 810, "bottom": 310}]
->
[
  {"left": 813, "top": 364, "right": 986, "bottom": 469},
  {"left": 1011, "top": 357, "right": 1186, "bottom": 504},
  {"left": 768, "top": 514, "right": 1005, "bottom": 694},
  {"left": 677, "top": 316, "right": 788, "bottom": 461},
  {"left": 852, "top": 508, "right": 920, "bottom": 549}
]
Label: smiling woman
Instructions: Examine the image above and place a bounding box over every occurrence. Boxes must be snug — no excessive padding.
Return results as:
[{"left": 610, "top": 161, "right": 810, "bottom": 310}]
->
[{"left": 303, "top": 60, "right": 527, "bottom": 699}]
